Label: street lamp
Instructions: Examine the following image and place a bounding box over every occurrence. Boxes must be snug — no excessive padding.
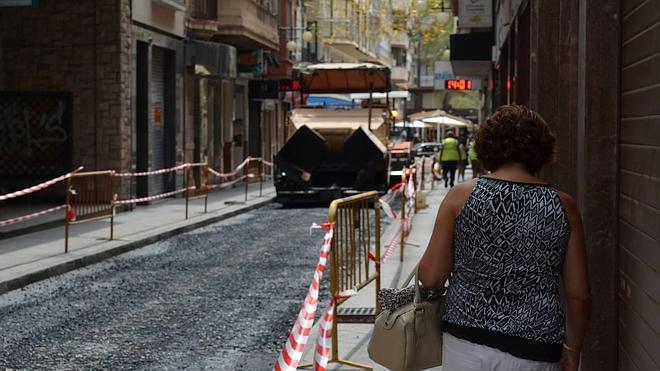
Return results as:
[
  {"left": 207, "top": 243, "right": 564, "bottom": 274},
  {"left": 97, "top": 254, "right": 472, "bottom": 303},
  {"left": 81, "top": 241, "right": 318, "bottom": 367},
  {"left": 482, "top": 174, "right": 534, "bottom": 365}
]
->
[
  {"left": 414, "top": 0, "right": 427, "bottom": 12},
  {"left": 286, "top": 40, "right": 297, "bottom": 52},
  {"left": 302, "top": 30, "right": 313, "bottom": 43}
]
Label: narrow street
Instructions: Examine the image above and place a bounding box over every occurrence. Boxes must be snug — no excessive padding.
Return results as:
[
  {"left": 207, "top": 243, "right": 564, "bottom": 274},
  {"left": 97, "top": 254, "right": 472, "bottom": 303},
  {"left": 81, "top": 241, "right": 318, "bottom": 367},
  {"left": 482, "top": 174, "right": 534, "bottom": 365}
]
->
[{"left": 0, "top": 204, "right": 329, "bottom": 370}]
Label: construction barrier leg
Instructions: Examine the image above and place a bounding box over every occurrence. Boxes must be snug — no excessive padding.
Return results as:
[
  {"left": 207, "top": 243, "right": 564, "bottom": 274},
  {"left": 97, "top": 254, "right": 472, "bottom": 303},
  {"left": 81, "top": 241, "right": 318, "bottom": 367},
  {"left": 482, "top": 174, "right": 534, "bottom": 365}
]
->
[{"left": 185, "top": 167, "right": 190, "bottom": 220}]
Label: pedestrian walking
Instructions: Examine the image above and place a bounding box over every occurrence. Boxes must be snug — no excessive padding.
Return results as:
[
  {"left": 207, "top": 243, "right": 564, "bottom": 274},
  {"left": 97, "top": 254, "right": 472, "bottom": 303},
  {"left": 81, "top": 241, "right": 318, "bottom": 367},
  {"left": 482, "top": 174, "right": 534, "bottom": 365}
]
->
[
  {"left": 419, "top": 105, "right": 591, "bottom": 371},
  {"left": 457, "top": 136, "right": 468, "bottom": 182},
  {"left": 436, "top": 132, "right": 462, "bottom": 188},
  {"left": 468, "top": 136, "right": 481, "bottom": 178}
]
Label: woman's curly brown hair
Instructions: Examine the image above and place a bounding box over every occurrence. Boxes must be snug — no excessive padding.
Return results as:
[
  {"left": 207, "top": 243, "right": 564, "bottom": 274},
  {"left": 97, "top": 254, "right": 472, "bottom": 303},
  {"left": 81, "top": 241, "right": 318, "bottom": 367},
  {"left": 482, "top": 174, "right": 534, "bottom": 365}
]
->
[{"left": 475, "top": 105, "right": 555, "bottom": 174}]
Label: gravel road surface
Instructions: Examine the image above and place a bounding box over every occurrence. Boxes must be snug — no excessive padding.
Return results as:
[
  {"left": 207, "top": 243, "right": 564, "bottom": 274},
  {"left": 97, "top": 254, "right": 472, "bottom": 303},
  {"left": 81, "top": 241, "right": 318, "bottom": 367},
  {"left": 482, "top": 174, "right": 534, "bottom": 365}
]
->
[{"left": 0, "top": 204, "right": 334, "bottom": 370}]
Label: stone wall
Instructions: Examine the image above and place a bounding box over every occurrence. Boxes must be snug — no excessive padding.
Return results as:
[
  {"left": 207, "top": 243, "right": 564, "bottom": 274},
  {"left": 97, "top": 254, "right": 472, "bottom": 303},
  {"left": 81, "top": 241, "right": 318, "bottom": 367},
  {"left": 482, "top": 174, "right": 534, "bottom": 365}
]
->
[{"left": 0, "top": 0, "right": 131, "bottom": 175}]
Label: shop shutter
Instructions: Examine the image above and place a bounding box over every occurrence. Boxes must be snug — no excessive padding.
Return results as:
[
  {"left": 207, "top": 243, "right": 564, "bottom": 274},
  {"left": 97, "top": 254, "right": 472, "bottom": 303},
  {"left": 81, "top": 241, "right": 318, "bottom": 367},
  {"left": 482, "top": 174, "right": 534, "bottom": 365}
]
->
[{"left": 151, "top": 46, "right": 166, "bottom": 196}]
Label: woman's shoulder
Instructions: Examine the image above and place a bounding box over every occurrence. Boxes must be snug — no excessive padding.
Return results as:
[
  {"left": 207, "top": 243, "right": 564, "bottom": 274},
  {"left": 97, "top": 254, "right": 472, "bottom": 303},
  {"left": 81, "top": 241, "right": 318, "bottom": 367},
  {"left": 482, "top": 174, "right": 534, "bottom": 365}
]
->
[
  {"left": 554, "top": 189, "right": 581, "bottom": 223},
  {"left": 445, "top": 179, "right": 479, "bottom": 216}
]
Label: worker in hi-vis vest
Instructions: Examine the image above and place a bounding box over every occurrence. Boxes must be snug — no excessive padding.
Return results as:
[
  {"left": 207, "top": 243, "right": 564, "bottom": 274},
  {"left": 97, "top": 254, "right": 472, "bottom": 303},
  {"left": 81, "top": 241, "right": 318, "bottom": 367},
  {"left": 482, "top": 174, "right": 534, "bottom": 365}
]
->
[
  {"left": 436, "top": 132, "right": 462, "bottom": 187},
  {"left": 468, "top": 137, "right": 481, "bottom": 178}
]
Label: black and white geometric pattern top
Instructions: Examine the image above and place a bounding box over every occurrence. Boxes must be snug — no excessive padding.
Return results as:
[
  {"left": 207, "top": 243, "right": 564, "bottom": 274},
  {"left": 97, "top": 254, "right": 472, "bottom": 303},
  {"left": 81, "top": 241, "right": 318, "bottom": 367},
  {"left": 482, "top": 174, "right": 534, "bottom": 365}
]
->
[{"left": 441, "top": 177, "right": 571, "bottom": 362}]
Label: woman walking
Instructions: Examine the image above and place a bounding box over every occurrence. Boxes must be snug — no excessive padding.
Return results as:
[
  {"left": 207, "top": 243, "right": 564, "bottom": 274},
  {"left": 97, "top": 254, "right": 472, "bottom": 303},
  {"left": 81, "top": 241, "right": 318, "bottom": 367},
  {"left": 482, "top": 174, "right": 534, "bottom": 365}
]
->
[
  {"left": 457, "top": 136, "right": 468, "bottom": 182},
  {"left": 419, "top": 105, "right": 591, "bottom": 371},
  {"left": 436, "top": 132, "right": 462, "bottom": 188},
  {"left": 468, "top": 135, "right": 481, "bottom": 178}
]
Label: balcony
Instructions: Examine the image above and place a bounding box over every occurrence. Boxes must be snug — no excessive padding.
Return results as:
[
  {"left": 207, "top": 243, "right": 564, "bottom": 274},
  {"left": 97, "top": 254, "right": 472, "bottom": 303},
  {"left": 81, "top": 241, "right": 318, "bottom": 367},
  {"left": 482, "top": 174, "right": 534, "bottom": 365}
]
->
[
  {"left": 420, "top": 75, "right": 434, "bottom": 88},
  {"left": 187, "top": 0, "right": 278, "bottom": 51},
  {"left": 391, "top": 31, "right": 409, "bottom": 48},
  {"left": 392, "top": 66, "right": 409, "bottom": 83},
  {"left": 191, "top": 0, "right": 216, "bottom": 19},
  {"left": 320, "top": 18, "right": 378, "bottom": 63}
]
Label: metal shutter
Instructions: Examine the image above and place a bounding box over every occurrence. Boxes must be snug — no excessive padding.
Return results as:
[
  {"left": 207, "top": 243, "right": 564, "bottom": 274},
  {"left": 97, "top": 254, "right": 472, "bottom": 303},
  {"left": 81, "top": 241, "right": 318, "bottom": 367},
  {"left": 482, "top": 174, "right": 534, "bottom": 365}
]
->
[{"left": 150, "top": 47, "right": 166, "bottom": 195}]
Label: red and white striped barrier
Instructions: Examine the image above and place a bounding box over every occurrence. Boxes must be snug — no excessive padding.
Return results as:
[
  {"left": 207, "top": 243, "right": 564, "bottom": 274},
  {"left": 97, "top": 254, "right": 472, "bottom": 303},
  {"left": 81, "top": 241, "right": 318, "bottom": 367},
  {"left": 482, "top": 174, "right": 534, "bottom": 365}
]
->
[
  {"left": 249, "top": 157, "right": 273, "bottom": 167},
  {"left": 205, "top": 176, "right": 248, "bottom": 191},
  {"left": 378, "top": 182, "right": 405, "bottom": 219},
  {"left": 0, "top": 204, "right": 67, "bottom": 227},
  {"left": 379, "top": 185, "right": 402, "bottom": 205},
  {"left": 112, "top": 186, "right": 195, "bottom": 205},
  {"left": 0, "top": 167, "right": 83, "bottom": 202},
  {"left": 113, "top": 164, "right": 189, "bottom": 177},
  {"left": 381, "top": 225, "right": 403, "bottom": 264},
  {"left": 208, "top": 158, "right": 252, "bottom": 179},
  {"left": 379, "top": 199, "right": 397, "bottom": 219},
  {"left": 274, "top": 223, "right": 334, "bottom": 371},
  {"left": 313, "top": 289, "right": 357, "bottom": 371}
]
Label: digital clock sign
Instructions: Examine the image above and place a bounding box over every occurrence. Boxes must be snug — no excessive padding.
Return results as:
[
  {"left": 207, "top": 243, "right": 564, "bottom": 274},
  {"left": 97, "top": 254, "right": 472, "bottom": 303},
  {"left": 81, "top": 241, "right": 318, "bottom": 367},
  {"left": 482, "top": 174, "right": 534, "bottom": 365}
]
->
[{"left": 445, "top": 79, "right": 473, "bottom": 90}]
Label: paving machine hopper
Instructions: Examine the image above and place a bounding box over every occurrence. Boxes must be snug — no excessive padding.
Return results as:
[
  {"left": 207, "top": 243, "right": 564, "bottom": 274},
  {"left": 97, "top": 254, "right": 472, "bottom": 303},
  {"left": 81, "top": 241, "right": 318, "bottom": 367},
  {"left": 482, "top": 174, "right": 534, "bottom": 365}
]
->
[{"left": 274, "top": 63, "right": 392, "bottom": 204}]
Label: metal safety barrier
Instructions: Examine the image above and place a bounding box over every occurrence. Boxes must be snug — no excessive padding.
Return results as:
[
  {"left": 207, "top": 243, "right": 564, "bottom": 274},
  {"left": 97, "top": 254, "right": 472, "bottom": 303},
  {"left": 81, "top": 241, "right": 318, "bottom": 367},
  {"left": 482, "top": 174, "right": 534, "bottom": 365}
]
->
[
  {"left": 244, "top": 158, "right": 264, "bottom": 200},
  {"left": 185, "top": 163, "right": 209, "bottom": 219},
  {"left": 65, "top": 170, "right": 116, "bottom": 252},
  {"left": 4, "top": 158, "right": 273, "bottom": 252},
  {"left": 321, "top": 191, "right": 382, "bottom": 370}
]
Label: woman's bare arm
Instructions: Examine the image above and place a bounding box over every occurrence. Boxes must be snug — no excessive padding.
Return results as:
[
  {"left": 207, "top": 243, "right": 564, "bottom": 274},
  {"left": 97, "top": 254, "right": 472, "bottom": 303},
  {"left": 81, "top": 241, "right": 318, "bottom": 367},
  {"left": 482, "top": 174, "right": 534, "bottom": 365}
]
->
[
  {"left": 418, "top": 180, "right": 475, "bottom": 289},
  {"left": 558, "top": 191, "right": 591, "bottom": 352}
]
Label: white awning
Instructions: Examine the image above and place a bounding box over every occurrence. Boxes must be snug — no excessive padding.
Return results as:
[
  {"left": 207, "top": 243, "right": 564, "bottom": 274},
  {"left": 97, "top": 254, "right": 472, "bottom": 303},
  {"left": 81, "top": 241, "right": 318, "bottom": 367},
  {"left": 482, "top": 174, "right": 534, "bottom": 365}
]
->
[
  {"left": 422, "top": 116, "right": 470, "bottom": 127},
  {"left": 349, "top": 91, "right": 411, "bottom": 100},
  {"left": 394, "top": 120, "right": 432, "bottom": 128}
]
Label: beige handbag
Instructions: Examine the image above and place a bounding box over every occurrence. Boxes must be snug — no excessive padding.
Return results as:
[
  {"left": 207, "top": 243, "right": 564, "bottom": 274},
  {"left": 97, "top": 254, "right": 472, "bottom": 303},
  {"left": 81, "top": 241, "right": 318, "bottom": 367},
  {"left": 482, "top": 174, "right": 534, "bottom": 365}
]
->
[{"left": 367, "top": 269, "right": 444, "bottom": 371}]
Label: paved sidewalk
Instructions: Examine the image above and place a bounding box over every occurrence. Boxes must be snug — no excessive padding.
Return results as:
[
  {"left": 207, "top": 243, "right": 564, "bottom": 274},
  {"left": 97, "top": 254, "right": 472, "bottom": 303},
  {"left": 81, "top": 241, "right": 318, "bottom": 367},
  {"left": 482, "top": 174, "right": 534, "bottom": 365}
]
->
[
  {"left": 0, "top": 181, "right": 276, "bottom": 294},
  {"left": 299, "top": 182, "right": 452, "bottom": 370}
]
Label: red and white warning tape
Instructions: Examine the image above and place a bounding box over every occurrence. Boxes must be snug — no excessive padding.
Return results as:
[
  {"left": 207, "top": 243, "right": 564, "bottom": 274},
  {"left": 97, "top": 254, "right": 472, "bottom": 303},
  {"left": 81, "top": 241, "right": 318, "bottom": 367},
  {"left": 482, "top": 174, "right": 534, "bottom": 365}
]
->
[
  {"left": 313, "top": 289, "right": 357, "bottom": 371},
  {"left": 381, "top": 225, "right": 403, "bottom": 264},
  {"left": 112, "top": 186, "right": 196, "bottom": 205},
  {"left": 249, "top": 157, "right": 273, "bottom": 167},
  {"left": 379, "top": 199, "right": 397, "bottom": 219},
  {"left": 379, "top": 186, "right": 402, "bottom": 205},
  {"left": 208, "top": 158, "right": 252, "bottom": 179},
  {"left": 207, "top": 167, "right": 229, "bottom": 179},
  {"left": 0, "top": 167, "right": 83, "bottom": 202},
  {"left": 0, "top": 204, "right": 67, "bottom": 227},
  {"left": 205, "top": 176, "right": 248, "bottom": 190},
  {"left": 113, "top": 164, "right": 189, "bottom": 177},
  {"left": 274, "top": 223, "right": 334, "bottom": 371}
]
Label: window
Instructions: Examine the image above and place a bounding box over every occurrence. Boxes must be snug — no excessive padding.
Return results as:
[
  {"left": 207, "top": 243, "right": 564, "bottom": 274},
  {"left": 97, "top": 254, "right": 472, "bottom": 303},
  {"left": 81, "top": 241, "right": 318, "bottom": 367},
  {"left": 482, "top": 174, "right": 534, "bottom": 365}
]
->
[{"left": 392, "top": 47, "right": 406, "bottom": 67}]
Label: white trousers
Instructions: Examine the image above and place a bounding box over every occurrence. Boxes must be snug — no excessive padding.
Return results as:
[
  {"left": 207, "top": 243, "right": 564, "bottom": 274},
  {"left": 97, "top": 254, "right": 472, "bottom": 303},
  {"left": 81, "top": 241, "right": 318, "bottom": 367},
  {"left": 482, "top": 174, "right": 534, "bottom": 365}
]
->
[{"left": 442, "top": 333, "right": 560, "bottom": 371}]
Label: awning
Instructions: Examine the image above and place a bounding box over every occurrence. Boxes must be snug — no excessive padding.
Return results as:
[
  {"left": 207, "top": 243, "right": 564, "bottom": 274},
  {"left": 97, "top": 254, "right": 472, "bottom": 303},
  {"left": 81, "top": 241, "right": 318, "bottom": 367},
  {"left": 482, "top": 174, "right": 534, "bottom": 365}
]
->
[
  {"left": 349, "top": 91, "right": 411, "bottom": 100},
  {"left": 394, "top": 120, "right": 432, "bottom": 128},
  {"left": 408, "top": 109, "right": 446, "bottom": 121},
  {"left": 296, "top": 63, "right": 391, "bottom": 94},
  {"left": 325, "top": 41, "right": 377, "bottom": 63},
  {"left": 185, "top": 40, "right": 237, "bottom": 78},
  {"left": 307, "top": 94, "right": 354, "bottom": 109},
  {"left": 423, "top": 115, "right": 470, "bottom": 127}
]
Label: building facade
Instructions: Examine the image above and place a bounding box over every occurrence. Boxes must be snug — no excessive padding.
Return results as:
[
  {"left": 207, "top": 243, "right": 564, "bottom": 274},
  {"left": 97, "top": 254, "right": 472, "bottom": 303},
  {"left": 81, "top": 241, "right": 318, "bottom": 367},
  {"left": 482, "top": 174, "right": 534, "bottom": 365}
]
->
[
  {"left": 131, "top": 0, "right": 186, "bottom": 197},
  {"left": 0, "top": 0, "right": 292, "bottom": 199},
  {"left": 0, "top": 0, "right": 132, "bottom": 197},
  {"left": 492, "top": 0, "right": 659, "bottom": 370}
]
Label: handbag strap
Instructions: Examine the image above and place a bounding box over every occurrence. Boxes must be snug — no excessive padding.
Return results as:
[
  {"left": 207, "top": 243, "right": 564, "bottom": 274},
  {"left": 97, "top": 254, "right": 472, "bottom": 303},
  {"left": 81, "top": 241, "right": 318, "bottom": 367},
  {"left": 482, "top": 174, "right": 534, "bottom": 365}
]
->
[{"left": 401, "top": 263, "right": 423, "bottom": 305}]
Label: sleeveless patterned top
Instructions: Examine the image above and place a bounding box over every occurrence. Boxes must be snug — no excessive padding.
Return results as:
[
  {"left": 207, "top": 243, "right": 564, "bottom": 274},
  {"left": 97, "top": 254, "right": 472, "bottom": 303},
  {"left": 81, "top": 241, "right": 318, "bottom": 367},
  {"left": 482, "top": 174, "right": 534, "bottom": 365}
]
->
[{"left": 441, "top": 177, "right": 571, "bottom": 363}]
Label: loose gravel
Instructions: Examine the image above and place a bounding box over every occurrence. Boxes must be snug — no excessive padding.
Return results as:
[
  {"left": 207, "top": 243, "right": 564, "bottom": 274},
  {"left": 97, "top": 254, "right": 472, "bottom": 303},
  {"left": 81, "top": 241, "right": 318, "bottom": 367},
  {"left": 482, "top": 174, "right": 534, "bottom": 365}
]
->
[{"left": 0, "top": 204, "right": 339, "bottom": 370}]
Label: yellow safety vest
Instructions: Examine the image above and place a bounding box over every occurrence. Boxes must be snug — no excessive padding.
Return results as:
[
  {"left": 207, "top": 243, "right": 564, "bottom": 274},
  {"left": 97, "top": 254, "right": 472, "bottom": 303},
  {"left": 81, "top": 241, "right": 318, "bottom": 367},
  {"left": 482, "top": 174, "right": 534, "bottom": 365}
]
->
[
  {"left": 469, "top": 140, "right": 478, "bottom": 161},
  {"left": 440, "top": 137, "right": 460, "bottom": 162}
]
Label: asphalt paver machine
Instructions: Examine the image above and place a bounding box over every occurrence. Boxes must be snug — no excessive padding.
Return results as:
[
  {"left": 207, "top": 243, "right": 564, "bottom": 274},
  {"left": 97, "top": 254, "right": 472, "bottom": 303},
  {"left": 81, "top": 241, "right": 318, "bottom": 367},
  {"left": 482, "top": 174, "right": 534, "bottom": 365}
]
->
[{"left": 274, "top": 63, "right": 393, "bottom": 204}]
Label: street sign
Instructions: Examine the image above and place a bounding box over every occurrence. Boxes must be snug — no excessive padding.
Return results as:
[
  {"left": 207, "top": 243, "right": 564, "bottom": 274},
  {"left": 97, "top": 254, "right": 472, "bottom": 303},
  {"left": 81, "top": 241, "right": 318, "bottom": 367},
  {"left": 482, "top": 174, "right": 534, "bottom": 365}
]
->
[
  {"left": 458, "top": 0, "right": 493, "bottom": 28},
  {"left": 238, "top": 49, "right": 264, "bottom": 76},
  {"left": 445, "top": 79, "right": 474, "bottom": 90}
]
